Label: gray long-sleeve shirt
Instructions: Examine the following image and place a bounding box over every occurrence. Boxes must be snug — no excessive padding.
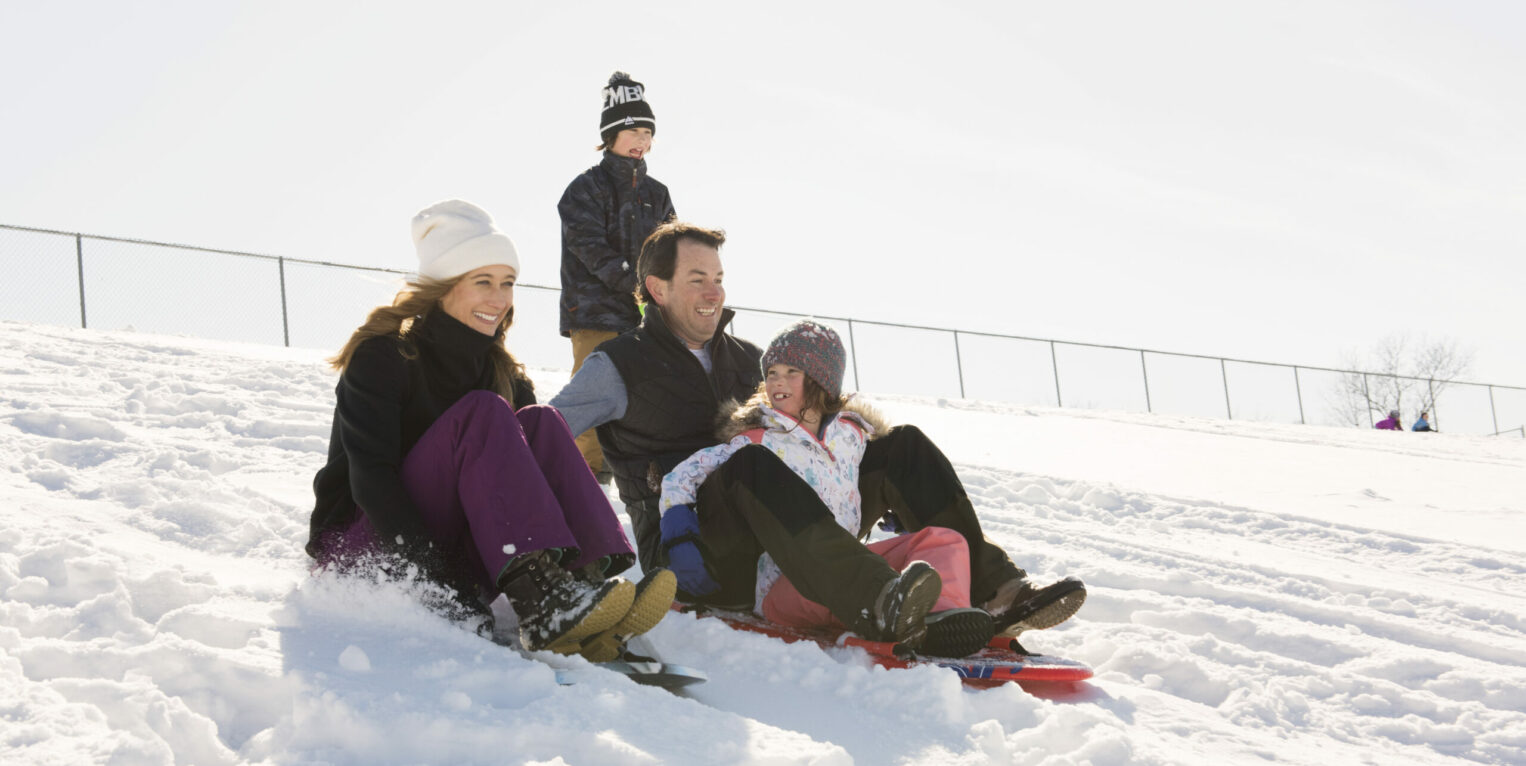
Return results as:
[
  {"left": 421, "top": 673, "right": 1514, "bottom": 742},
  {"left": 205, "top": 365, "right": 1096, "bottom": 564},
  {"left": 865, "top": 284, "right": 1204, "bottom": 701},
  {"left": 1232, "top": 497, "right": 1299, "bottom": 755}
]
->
[
  {"left": 550, "top": 345, "right": 716, "bottom": 436},
  {"left": 549, "top": 351, "right": 627, "bottom": 437}
]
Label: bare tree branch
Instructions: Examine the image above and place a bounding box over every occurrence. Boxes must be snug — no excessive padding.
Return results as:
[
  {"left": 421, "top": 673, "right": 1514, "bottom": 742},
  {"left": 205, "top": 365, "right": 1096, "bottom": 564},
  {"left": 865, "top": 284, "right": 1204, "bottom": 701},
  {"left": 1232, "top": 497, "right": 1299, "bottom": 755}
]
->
[{"left": 1328, "top": 333, "right": 1473, "bottom": 428}]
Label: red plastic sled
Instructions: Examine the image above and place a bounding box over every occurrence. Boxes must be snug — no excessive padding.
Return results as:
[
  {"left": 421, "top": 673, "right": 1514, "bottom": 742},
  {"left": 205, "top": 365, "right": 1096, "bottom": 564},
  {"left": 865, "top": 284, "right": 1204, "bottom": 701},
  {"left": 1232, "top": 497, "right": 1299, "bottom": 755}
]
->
[{"left": 688, "top": 606, "right": 1093, "bottom": 689}]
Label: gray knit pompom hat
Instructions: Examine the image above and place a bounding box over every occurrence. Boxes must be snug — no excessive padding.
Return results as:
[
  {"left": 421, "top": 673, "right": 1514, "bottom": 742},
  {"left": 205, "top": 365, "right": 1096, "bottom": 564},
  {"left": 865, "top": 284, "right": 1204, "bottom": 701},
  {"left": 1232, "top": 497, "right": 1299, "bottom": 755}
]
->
[{"left": 760, "top": 320, "right": 846, "bottom": 399}]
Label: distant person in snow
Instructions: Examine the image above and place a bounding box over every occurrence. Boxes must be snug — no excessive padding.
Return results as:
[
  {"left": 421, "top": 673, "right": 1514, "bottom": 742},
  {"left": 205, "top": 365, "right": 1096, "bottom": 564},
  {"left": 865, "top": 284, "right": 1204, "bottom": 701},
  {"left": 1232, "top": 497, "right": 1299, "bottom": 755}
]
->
[
  {"left": 1375, "top": 409, "right": 1404, "bottom": 430},
  {"left": 1412, "top": 411, "right": 1434, "bottom": 432},
  {"left": 657, "top": 320, "right": 1087, "bottom": 657},
  {"left": 306, "top": 199, "right": 674, "bottom": 662},
  {"left": 557, "top": 71, "right": 676, "bottom": 485}
]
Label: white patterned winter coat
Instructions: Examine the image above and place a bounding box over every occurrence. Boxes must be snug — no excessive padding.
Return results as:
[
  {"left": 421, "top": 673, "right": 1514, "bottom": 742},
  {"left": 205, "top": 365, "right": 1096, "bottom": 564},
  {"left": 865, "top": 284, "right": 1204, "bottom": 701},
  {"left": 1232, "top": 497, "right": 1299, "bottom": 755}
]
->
[{"left": 660, "top": 398, "right": 888, "bottom": 612}]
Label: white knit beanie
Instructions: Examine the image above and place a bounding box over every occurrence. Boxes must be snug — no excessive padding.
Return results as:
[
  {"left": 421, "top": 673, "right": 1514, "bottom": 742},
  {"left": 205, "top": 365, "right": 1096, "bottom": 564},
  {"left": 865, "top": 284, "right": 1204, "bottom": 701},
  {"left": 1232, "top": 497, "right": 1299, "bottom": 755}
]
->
[{"left": 411, "top": 200, "right": 520, "bottom": 281}]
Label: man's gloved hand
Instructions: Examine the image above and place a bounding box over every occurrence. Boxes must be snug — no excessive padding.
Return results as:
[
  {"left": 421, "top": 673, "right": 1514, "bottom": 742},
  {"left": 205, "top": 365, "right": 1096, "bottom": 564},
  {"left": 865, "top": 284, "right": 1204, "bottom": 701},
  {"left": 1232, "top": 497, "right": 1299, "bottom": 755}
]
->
[{"left": 659, "top": 504, "right": 719, "bottom": 597}]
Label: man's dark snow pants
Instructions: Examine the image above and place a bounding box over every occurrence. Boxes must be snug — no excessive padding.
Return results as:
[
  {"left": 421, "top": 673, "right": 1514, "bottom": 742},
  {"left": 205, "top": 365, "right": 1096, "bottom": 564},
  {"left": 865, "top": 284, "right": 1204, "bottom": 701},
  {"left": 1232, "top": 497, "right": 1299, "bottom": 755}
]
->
[{"left": 692, "top": 424, "right": 1025, "bottom": 632}]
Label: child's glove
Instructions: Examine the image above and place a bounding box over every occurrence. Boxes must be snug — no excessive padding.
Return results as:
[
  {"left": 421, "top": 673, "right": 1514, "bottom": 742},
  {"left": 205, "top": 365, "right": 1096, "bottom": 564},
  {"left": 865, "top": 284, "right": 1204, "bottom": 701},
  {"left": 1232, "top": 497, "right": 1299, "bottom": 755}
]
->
[{"left": 659, "top": 504, "right": 719, "bottom": 597}]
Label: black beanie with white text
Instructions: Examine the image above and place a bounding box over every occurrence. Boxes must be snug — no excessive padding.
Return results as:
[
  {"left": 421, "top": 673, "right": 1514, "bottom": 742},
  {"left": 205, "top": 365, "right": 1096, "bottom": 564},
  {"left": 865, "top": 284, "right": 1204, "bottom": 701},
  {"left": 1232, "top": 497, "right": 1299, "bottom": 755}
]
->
[{"left": 600, "top": 71, "right": 656, "bottom": 146}]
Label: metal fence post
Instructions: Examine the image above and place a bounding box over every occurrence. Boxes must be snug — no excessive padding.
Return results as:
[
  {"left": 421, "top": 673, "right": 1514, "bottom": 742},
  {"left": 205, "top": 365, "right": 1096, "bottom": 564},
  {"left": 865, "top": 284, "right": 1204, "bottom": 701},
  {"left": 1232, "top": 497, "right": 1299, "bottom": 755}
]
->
[
  {"left": 1220, "top": 358, "right": 1232, "bottom": 419},
  {"left": 1428, "top": 378, "right": 1437, "bottom": 430},
  {"left": 75, "top": 235, "right": 87, "bottom": 329},
  {"left": 952, "top": 330, "right": 965, "bottom": 399},
  {"left": 846, "top": 318, "right": 860, "bottom": 392},
  {"left": 1293, "top": 365, "right": 1306, "bottom": 424},
  {"left": 1488, "top": 385, "right": 1499, "bottom": 434},
  {"left": 278, "top": 257, "right": 291, "bottom": 347},
  {"left": 1050, "top": 341, "right": 1062, "bottom": 407},
  {"left": 1362, "top": 374, "right": 1372, "bottom": 427},
  {"left": 1140, "top": 350, "right": 1152, "bottom": 413}
]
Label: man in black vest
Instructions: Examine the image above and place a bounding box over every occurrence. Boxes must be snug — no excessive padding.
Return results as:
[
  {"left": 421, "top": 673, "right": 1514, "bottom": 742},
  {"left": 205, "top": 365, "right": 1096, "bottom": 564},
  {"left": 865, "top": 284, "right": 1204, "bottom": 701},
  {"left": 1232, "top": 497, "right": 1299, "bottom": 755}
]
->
[
  {"left": 552, "top": 221, "right": 1084, "bottom": 646},
  {"left": 550, "top": 222, "right": 762, "bottom": 575}
]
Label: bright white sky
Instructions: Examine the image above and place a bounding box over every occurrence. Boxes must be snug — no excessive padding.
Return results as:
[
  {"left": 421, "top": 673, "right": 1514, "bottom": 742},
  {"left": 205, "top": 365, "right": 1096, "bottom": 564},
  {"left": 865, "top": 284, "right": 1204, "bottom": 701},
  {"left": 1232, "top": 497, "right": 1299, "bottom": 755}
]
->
[{"left": 3, "top": 1, "right": 1524, "bottom": 384}]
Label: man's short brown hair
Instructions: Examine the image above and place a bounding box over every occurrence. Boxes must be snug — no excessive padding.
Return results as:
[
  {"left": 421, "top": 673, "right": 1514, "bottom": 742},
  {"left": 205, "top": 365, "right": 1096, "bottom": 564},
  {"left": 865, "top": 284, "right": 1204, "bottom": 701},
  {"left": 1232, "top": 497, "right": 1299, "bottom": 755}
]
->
[{"left": 635, "top": 221, "right": 726, "bottom": 306}]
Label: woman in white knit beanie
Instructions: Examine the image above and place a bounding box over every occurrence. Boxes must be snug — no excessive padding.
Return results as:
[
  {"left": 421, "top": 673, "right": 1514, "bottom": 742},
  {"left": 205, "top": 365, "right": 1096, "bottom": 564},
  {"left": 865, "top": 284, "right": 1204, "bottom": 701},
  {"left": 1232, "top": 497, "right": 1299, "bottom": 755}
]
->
[{"left": 307, "top": 200, "right": 675, "bottom": 662}]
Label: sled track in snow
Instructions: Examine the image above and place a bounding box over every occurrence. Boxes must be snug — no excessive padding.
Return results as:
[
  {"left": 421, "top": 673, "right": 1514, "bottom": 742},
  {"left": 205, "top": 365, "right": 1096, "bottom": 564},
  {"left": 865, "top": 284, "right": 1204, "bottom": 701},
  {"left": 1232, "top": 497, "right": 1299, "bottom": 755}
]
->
[
  {"left": 6, "top": 323, "right": 1524, "bottom": 765},
  {"left": 959, "top": 464, "right": 1526, "bottom": 763}
]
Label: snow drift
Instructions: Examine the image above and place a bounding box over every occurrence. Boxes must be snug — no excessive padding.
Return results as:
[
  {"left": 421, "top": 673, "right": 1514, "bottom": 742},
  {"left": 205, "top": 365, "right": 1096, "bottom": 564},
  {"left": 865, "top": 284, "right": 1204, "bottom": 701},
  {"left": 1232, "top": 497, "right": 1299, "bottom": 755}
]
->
[{"left": 2, "top": 321, "right": 1523, "bottom": 765}]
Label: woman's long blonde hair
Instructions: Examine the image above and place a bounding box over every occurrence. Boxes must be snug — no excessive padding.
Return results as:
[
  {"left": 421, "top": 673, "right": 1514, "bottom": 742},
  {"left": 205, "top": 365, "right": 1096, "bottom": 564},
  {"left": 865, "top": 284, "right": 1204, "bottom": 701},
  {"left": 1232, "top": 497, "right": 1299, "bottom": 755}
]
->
[{"left": 329, "top": 276, "right": 529, "bottom": 406}]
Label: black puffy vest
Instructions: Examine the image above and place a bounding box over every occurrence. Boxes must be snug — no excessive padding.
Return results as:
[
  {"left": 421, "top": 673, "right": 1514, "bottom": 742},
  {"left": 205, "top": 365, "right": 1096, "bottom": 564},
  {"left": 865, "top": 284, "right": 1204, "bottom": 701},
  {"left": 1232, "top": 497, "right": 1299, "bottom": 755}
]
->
[{"left": 596, "top": 306, "right": 762, "bottom": 504}]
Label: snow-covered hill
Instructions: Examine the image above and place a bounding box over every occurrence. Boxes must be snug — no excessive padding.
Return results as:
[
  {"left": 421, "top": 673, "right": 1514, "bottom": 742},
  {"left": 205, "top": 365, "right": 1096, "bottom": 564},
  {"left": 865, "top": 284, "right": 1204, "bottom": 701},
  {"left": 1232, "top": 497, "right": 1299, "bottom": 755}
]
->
[{"left": 2, "top": 321, "right": 1523, "bottom": 765}]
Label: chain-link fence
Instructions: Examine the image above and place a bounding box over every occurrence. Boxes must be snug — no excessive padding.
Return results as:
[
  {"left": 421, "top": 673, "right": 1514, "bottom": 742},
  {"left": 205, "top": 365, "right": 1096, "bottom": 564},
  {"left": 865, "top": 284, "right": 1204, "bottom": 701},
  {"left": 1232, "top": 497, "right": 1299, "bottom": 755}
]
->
[{"left": 5, "top": 222, "right": 1523, "bottom": 436}]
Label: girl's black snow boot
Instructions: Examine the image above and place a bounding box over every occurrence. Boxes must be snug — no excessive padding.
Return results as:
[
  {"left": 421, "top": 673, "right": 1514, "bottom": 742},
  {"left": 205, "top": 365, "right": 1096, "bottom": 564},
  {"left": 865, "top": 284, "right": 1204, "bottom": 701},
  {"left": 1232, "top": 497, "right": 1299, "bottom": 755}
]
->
[{"left": 921, "top": 607, "right": 995, "bottom": 658}]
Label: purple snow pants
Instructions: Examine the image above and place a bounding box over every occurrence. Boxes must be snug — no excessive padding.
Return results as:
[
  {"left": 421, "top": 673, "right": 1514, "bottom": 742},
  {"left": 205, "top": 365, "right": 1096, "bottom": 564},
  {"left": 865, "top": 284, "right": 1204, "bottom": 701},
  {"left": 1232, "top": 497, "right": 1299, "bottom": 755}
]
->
[{"left": 319, "top": 390, "right": 633, "bottom": 590}]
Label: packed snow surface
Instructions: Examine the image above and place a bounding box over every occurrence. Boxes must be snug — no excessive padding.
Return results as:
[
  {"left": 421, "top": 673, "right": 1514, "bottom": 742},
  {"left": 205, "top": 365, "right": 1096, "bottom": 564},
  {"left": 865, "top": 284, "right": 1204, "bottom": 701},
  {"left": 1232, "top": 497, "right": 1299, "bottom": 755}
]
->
[{"left": 2, "top": 321, "right": 1523, "bottom": 765}]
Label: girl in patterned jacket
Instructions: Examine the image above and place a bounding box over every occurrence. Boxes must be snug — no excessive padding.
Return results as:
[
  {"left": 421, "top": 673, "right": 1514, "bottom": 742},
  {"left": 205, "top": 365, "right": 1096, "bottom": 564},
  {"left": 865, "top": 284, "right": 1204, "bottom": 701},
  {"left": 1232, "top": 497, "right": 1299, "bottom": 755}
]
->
[{"left": 659, "top": 320, "right": 1001, "bottom": 657}]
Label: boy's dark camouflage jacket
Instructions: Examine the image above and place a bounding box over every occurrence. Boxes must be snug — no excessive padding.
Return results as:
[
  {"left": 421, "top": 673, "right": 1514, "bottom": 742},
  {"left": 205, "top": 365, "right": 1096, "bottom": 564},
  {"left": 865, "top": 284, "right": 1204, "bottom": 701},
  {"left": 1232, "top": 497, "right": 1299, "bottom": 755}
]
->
[{"left": 556, "top": 151, "right": 675, "bottom": 337}]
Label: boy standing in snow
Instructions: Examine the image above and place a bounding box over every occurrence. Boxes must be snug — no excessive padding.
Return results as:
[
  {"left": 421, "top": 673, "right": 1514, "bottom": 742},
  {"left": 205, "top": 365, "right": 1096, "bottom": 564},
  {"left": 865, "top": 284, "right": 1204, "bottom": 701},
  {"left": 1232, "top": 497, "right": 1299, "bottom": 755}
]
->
[{"left": 558, "top": 71, "right": 676, "bottom": 482}]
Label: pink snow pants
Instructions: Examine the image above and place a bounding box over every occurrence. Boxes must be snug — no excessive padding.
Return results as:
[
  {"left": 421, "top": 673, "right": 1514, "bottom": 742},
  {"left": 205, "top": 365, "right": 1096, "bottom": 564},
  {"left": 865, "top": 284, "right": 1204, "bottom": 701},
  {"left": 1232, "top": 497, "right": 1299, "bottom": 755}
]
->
[{"left": 760, "top": 526, "right": 973, "bottom": 630}]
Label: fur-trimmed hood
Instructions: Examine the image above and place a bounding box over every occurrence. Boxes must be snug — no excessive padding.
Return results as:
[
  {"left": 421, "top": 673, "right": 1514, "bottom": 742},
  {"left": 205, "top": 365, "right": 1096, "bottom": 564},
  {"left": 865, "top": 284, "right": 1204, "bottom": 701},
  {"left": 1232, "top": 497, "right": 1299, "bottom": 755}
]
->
[{"left": 714, "top": 395, "right": 891, "bottom": 443}]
